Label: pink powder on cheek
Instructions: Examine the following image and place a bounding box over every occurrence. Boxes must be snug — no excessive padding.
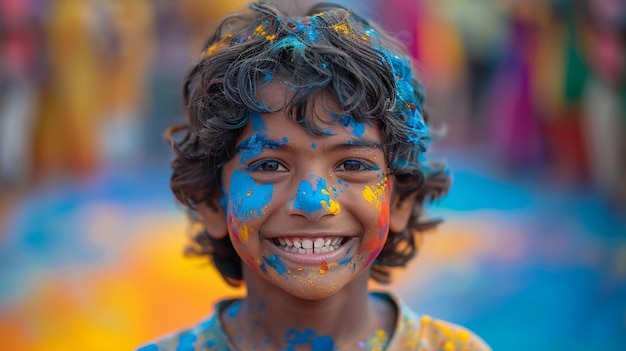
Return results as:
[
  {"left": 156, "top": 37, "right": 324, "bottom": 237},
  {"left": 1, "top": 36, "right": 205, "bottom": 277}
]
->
[
  {"left": 363, "top": 179, "right": 392, "bottom": 267},
  {"left": 228, "top": 213, "right": 243, "bottom": 244}
]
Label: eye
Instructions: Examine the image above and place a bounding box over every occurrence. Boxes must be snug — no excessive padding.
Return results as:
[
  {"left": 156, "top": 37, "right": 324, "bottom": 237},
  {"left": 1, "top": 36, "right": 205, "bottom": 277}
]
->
[
  {"left": 248, "top": 159, "right": 288, "bottom": 172},
  {"left": 336, "top": 159, "right": 379, "bottom": 172}
]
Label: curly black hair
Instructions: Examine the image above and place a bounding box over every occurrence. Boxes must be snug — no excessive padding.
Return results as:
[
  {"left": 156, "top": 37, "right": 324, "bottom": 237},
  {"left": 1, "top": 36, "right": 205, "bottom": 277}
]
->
[{"left": 166, "top": 1, "right": 450, "bottom": 286}]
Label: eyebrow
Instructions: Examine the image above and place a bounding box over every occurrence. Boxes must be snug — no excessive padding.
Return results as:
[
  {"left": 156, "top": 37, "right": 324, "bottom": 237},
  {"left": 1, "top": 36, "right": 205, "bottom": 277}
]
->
[
  {"left": 328, "top": 138, "right": 384, "bottom": 153},
  {"left": 234, "top": 136, "right": 384, "bottom": 155},
  {"left": 234, "top": 136, "right": 286, "bottom": 154}
]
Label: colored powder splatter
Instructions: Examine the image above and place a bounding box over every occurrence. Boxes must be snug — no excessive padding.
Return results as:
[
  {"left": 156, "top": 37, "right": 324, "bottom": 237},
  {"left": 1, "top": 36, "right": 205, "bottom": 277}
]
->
[
  {"left": 338, "top": 256, "right": 353, "bottom": 266},
  {"left": 334, "top": 114, "right": 366, "bottom": 137},
  {"left": 263, "top": 254, "right": 286, "bottom": 275},
  {"left": 363, "top": 329, "right": 389, "bottom": 351},
  {"left": 311, "top": 336, "right": 335, "bottom": 351},
  {"left": 372, "top": 45, "right": 429, "bottom": 151},
  {"left": 362, "top": 178, "right": 389, "bottom": 210},
  {"left": 229, "top": 170, "right": 273, "bottom": 220},
  {"left": 319, "top": 261, "right": 328, "bottom": 274},
  {"left": 229, "top": 217, "right": 252, "bottom": 243},
  {"left": 226, "top": 300, "right": 241, "bottom": 318},
  {"left": 250, "top": 111, "right": 266, "bottom": 131},
  {"left": 235, "top": 111, "right": 276, "bottom": 164},
  {"left": 332, "top": 23, "right": 350, "bottom": 35},
  {"left": 293, "top": 178, "right": 338, "bottom": 215},
  {"left": 177, "top": 333, "right": 197, "bottom": 350}
]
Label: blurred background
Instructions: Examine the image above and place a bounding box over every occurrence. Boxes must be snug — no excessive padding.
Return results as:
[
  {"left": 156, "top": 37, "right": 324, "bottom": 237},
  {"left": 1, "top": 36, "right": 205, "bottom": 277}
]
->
[{"left": 1, "top": 0, "right": 625, "bottom": 350}]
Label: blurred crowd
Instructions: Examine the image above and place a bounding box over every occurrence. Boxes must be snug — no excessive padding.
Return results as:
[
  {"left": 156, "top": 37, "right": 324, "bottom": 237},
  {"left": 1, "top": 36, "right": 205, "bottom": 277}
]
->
[{"left": 0, "top": 0, "right": 624, "bottom": 204}]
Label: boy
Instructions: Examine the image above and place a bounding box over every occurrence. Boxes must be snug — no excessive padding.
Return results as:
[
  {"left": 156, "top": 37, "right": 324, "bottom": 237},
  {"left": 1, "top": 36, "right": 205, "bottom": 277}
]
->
[{"left": 139, "top": 2, "right": 491, "bottom": 350}]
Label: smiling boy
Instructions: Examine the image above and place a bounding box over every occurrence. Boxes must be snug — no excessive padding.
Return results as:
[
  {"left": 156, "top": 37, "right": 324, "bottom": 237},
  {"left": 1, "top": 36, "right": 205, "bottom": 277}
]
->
[{"left": 139, "top": 2, "right": 491, "bottom": 350}]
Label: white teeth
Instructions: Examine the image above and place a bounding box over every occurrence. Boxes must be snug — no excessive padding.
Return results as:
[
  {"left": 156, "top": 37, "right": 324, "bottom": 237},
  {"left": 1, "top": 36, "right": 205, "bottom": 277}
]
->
[
  {"left": 302, "top": 239, "right": 313, "bottom": 249},
  {"left": 274, "top": 237, "right": 346, "bottom": 254},
  {"left": 314, "top": 238, "right": 324, "bottom": 248}
]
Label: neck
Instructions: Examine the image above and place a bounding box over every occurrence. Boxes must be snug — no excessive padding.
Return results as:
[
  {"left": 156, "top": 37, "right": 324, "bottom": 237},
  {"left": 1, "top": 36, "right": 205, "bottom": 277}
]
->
[{"left": 221, "top": 268, "right": 396, "bottom": 350}]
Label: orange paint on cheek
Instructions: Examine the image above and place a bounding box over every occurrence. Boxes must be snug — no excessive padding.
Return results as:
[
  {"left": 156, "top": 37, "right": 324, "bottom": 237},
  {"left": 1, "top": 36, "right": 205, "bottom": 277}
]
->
[
  {"left": 363, "top": 237, "right": 383, "bottom": 250},
  {"left": 227, "top": 213, "right": 250, "bottom": 244},
  {"left": 377, "top": 195, "right": 391, "bottom": 238},
  {"left": 319, "top": 261, "right": 328, "bottom": 274}
]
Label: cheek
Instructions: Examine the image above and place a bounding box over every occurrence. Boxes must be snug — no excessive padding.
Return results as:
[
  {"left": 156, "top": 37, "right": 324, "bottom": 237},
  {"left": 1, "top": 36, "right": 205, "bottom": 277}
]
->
[
  {"left": 225, "top": 170, "right": 274, "bottom": 243},
  {"left": 361, "top": 175, "right": 390, "bottom": 222},
  {"left": 361, "top": 177, "right": 391, "bottom": 263}
]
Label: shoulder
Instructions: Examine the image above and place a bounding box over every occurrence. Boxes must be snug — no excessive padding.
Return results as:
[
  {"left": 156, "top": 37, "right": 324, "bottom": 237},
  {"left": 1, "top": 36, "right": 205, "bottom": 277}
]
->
[
  {"left": 381, "top": 293, "right": 491, "bottom": 351},
  {"left": 135, "top": 299, "right": 239, "bottom": 351},
  {"left": 415, "top": 315, "right": 492, "bottom": 351}
]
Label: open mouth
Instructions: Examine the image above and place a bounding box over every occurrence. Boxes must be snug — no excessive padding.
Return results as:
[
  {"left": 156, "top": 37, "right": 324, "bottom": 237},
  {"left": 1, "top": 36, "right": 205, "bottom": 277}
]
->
[{"left": 272, "top": 237, "right": 347, "bottom": 254}]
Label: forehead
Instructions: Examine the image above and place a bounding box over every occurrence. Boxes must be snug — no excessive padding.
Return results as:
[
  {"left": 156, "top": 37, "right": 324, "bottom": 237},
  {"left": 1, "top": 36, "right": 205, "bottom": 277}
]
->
[{"left": 247, "top": 82, "right": 381, "bottom": 139}]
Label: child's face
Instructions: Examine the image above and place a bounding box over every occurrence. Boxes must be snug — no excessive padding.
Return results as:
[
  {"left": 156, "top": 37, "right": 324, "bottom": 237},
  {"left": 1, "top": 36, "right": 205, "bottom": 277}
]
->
[{"left": 220, "top": 92, "right": 392, "bottom": 300}]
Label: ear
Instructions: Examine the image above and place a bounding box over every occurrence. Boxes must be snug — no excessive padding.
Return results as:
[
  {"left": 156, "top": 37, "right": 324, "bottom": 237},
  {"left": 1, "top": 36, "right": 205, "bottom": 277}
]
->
[
  {"left": 196, "top": 200, "right": 228, "bottom": 239},
  {"left": 389, "top": 192, "right": 417, "bottom": 233}
]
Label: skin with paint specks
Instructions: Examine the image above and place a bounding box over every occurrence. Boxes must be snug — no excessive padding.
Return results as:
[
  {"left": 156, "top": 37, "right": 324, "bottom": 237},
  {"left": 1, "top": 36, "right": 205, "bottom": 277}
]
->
[{"left": 201, "top": 87, "right": 413, "bottom": 350}]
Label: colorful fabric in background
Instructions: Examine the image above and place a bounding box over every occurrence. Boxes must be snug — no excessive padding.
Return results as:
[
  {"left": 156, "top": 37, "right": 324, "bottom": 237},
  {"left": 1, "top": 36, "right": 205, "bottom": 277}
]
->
[{"left": 0, "top": 0, "right": 625, "bottom": 350}]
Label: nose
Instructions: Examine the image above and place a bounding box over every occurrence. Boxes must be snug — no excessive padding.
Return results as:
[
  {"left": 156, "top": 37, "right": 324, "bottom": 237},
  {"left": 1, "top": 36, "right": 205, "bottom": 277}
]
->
[{"left": 285, "top": 177, "right": 340, "bottom": 220}]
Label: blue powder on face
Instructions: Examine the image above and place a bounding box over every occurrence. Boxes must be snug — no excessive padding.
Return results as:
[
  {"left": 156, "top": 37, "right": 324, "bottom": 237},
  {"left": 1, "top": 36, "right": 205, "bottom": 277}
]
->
[
  {"left": 238, "top": 134, "right": 270, "bottom": 164},
  {"left": 292, "top": 178, "right": 331, "bottom": 214},
  {"left": 334, "top": 114, "right": 366, "bottom": 137},
  {"left": 236, "top": 111, "right": 275, "bottom": 164},
  {"left": 311, "top": 142, "right": 317, "bottom": 149},
  {"left": 229, "top": 170, "right": 273, "bottom": 220},
  {"left": 263, "top": 254, "right": 286, "bottom": 275},
  {"left": 236, "top": 136, "right": 286, "bottom": 164},
  {"left": 250, "top": 111, "right": 267, "bottom": 131},
  {"left": 338, "top": 256, "right": 353, "bottom": 266}
]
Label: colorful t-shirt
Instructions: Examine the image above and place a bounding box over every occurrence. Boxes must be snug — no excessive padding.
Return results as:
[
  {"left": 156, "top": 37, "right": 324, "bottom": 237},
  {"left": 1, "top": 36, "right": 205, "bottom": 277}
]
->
[{"left": 137, "top": 292, "right": 491, "bottom": 351}]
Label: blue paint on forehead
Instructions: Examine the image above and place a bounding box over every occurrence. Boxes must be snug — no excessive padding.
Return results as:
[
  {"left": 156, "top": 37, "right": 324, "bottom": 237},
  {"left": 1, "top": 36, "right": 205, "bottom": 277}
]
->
[
  {"left": 293, "top": 178, "right": 330, "bottom": 213},
  {"left": 250, "top": 111, "right": 267, "bottom": 132},
  {"left": 334, "top": 114, "right": 366, "bottom": 137},
  {"left": 229, "top": 170, "right": 273, "bottom": 220},
  {"left": 237, "top": 134, "right": 284, "bottom": 164}
]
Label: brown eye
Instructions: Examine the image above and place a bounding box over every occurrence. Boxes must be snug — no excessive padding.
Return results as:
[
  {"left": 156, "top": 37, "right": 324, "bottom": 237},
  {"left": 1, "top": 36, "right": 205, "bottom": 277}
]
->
[
  {"left": 249, "top": 160, "right": 288, "bottom": 172},
  {"left": 337, "top": 160, "right": 381, "bottom": 172},
  {"left": 342, "top": 160, "right": 364, "bottom": 171}
]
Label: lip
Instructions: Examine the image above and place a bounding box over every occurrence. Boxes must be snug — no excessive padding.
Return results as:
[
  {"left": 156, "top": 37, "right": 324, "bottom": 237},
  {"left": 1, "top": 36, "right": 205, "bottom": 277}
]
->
[{"left": 263, "top": 235, "right": 356, "bottom": 266}]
